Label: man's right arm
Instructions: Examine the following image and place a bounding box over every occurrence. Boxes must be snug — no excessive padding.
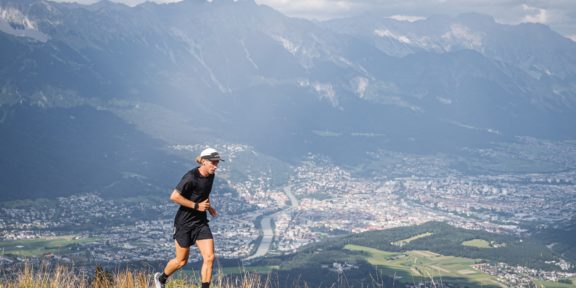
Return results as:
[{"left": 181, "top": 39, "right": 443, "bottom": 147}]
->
[{"left": 170, "top": 189, "right": 210, "bottom": 211}]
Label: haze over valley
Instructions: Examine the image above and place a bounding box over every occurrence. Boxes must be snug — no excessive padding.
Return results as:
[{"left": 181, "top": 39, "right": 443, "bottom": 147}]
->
[{"left": 1, "top": 0, "right": 575, "bottom": 286}]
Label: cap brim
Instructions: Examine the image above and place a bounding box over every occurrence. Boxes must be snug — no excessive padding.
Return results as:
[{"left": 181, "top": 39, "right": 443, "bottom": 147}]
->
[{"left": 204, "top": 157, "right": 224, "bottom": 161}]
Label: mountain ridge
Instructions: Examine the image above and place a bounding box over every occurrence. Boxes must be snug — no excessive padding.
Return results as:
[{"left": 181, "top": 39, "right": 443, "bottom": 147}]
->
[{"left": 1, "top": 0, "right": 575, "bottom": 200}]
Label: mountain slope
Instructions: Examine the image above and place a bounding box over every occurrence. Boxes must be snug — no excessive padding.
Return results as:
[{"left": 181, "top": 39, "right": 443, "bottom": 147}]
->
[
  {"left": 1, "top": 0, "right": 575, "bottom": 199},
  {"left": 251, "top": 222, "right": 570, "bottom": 287},
  {"left": 0, "top": 105, "right": 181, "bottom": 201}
]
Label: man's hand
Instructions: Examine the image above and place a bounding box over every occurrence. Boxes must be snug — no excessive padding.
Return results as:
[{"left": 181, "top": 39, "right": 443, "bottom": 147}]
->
[
  {"left": 207, "top": 207, "right": 218, "bottom": 217},
  {"left": 196, "top": 198, "right": 211, "bottom": 212}
]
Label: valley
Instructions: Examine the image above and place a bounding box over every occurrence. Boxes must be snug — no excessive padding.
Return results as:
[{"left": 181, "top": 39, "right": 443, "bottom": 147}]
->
[
  {"left": 1, "top": 0, "right": 576, "bottom": 286},
  {"left": 1, "top": 142, "right": 575, "bottom": 286}
]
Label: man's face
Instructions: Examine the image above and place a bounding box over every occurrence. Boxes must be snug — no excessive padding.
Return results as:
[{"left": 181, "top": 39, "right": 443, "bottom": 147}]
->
[{"left": 203, "top": 159, "right": 219, "bottom": 174}]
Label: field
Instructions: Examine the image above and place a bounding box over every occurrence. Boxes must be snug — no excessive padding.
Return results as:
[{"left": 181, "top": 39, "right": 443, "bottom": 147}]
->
[
  {"left": 462, "top": 239, "right": 492, "bottom": 248},
  {"left": 391, "top": 232, "right": 433, "bottom": 247},
  {"left": 344, "top": 244, "right": 505, "bottom": 288},
  {"left": 0, "top": 236, "right": 95, "bottom": 257},
  {"left": 534, "top": 279, "right": 576, "bottom": 288}
]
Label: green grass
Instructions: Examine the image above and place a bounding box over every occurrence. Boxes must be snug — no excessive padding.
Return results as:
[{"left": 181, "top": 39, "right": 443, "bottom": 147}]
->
[
  {"left": 534, "top": 279, "right": 576, "bottom": 288},
  {"left": 462, "top": 239, "right": 492, "bottom": 248},
  {"left": 391, "top": 232, "right": 433, "bottom": 247},
  {"left": 345, "top": 244, "right": 506, "bottom": 288},
  {"left": 0, "top": 236, "right": 96, "bottom": 257}
]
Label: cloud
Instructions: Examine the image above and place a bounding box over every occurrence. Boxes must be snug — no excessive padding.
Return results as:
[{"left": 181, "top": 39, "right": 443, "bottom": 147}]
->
[
  {"left": 254, "top": 0, "right": 362, "bottom": 20},
  {"left": 50, "top": 0, "right": 182, "bottom": 6},
  {"left": 521, "top": 4, "right": 548, "bottom": 24},
  {"left": 48, "top": 0, "right": 576, "bottom": 38},
  {"left": 254, "top": 0, "right": 576, "bottom": 39}
]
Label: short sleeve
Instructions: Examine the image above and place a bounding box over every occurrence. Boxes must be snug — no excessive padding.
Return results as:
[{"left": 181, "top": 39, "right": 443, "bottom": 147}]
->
[{"left": 175, "top": 172, "right": 195, "bottom": 197}]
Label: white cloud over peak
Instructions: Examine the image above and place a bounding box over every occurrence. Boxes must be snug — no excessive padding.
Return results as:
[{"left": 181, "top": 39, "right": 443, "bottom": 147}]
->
[
  {"left": 521, "top": 4, "right": 548, "bottom": 24},
  {"left": 48, "top": 0, "right": 576, "bottom": 39},
  {"left": 254, "top": 0, "right": 576, "bottom": 39},
  {"left": 50, "top": 0, "right": 184, "bottom": 6},
  {"left": 255, "top": 0, "right": 361, "bottom": 20}
]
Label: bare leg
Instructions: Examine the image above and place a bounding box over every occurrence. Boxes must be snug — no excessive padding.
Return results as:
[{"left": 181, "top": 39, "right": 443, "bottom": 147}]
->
[
  {"left": 164, "top": 240, "right": 190, "bottom": 276},
  {"left": 196, "top": 239, "right": 215, "bottom": 283}
]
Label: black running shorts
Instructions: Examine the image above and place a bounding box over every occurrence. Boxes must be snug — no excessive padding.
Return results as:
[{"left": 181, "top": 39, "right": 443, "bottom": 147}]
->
[{"left": 173, "top": 223, "right": 213, "bottom": 248}]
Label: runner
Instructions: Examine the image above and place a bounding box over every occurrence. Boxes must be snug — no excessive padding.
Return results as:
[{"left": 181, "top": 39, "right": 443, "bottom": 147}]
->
[{"left": 154, "top": 148, "right": 224, "bottom": 288}]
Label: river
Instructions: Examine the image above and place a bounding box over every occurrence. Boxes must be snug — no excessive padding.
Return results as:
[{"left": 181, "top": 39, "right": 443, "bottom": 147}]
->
[{"left": 243, "top": 186, "right": 298, "bottom": 261}]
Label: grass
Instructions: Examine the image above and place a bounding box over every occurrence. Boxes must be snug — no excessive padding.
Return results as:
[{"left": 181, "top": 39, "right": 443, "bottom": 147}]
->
[
  {"left": 0, "top": 262, "right": 276, "bottom": 288},
  {"left": 462, "top": 239, "right": 492, "bottom": 248},
  {"left": 533, "top": 279, "right": 576, "bottom": 288},
  {"left": 391, "top": 232, "right": 433, "bottom": 247},
  {"left": 1, "top": 258, "right": 572, "bottom": 288},
  {"left": 0, "top": 236, "right": 96, "bottom": 257},
  {"left": 345, "top": 244, "right": 506, "bottom": 288}
]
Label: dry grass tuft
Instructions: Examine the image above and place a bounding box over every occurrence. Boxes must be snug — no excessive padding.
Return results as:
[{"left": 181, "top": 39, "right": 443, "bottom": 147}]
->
[{"left": 0, "top": 262, "right": 276, "bottom": 288}]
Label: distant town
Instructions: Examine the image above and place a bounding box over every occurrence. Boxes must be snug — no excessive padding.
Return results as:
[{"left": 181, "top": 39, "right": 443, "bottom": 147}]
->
[{"left": 1, "top": 142, "right": 575, "bottom": 286}]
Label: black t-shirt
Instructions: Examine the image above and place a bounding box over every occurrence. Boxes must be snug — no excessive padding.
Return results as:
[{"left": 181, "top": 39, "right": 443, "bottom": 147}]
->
[{"left": 173, "top": 167, "right": 214, "bottom": 228}]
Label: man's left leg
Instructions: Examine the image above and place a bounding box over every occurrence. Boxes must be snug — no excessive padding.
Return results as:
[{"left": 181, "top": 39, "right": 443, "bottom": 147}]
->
[{"left": 196, "top": 238, "right": 215, "bottom": 287}]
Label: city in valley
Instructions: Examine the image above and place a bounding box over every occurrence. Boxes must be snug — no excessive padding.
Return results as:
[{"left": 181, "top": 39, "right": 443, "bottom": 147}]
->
[{"left": 1, "top": 142, "right": 575, "bottom": 286}]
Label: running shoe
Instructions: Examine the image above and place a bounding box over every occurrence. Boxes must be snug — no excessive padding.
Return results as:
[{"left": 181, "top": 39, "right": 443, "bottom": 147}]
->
[{"left": 153, "top": 272, "right": 165, "bottom": 288}]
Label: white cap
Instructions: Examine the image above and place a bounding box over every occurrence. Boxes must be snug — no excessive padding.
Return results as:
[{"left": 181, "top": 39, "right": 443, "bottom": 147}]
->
[{"left": 200, "top": 148, "right": 224, "bottom": 161}]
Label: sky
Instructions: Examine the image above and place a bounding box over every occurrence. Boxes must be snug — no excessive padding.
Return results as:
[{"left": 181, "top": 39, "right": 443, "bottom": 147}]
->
[{"left": 50, "top": 0, "right": 576, "bottom": 40}]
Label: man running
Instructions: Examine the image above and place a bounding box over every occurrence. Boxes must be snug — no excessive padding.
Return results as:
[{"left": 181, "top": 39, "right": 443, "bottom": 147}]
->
[{"left": 154, "top": 147, "right": 223, "bottom": 288}]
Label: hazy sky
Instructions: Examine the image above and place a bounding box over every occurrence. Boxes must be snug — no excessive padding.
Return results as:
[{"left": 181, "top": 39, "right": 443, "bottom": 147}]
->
[{"left": 50, "top": 0, "right": 576, "bottom": 40}]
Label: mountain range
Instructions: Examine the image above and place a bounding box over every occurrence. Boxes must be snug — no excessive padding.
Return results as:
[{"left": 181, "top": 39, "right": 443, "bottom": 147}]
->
[{"left": 1, "top": 0, "right": 575, "bottom": 201}]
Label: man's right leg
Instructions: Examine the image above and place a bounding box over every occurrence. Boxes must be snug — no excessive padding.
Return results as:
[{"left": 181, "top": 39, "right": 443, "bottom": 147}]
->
[
  {"left": 165, "top": 240, "right": 190, "bottom": 275},
  {"left": 156, "top": 240, "right": 190, "bottom": 287}
]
